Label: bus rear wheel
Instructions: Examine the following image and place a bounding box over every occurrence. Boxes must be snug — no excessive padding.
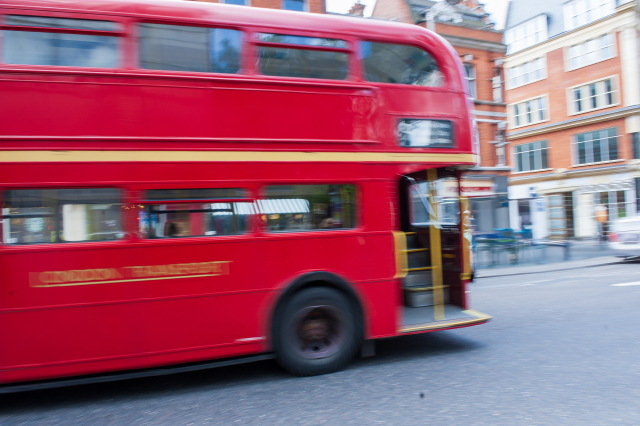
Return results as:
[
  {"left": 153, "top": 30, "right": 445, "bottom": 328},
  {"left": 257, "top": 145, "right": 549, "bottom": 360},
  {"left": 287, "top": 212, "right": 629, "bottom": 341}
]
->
[{"left": 273, "top": 287, "right": 360, "bottom": 376}]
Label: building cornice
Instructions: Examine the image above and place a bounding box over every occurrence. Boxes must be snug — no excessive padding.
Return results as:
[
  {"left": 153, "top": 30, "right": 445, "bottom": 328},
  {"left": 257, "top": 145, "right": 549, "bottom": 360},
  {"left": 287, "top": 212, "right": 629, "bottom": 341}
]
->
[
  {"left": 439, "top": 34, "right": 507, "bottom": 53},
  {"left": 506, "top": 105, "right": 640, "bottom": 140},
  {"left": 508, "top": 163, "right": 634, "bottom": 184}
]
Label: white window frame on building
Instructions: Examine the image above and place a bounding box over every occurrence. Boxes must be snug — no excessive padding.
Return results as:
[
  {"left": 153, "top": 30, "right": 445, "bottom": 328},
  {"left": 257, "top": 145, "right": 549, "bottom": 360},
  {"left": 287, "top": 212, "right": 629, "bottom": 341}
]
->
[
  {"left": 221, "top": 0, "right": 250, "bottom": 4},
  {"left": 507, "top": 56, "right": 546, "bottom": 89},
  {"left": 509, "top": 95, "right": 549, "bottom": 128},
  {"left": 571, "top": 127, "right": 619, "bottom": 166},
  {"left": 567, "top": 76, "right": 618, "bottom": 115},
  {"left": 563, "top": 0, "right": 616, "bottom": 32},
  {"left": 282, "top": 0, "right": 307, "bottom": 12},
  {"left": 633, "top": 133, "right": 640, "bottom": 159},
  {"left": 504, "top": 15, "right": 548, "bottom": 54},
  {"left": 513, "top": 140, "right": 549, "bottom": 173},
  {"left": 566, "top": 33, "right": 615, "bottom": 71},
  {"left": 464, "top": 63, "right": 476, "bottom": 99}
]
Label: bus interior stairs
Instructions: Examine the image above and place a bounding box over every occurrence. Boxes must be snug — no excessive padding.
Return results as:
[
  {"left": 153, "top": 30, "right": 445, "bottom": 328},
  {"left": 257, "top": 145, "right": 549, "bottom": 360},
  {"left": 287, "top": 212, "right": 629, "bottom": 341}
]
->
[{"left": 400, "top": 231, "right": 488, "bottom": 332}]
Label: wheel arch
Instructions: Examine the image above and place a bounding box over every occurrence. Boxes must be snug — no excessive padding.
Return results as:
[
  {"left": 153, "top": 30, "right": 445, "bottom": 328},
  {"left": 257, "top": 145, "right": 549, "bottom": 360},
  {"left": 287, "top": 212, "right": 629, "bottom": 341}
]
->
[{"left": 267, "top": 271, "right": 366, "bottom": 349}]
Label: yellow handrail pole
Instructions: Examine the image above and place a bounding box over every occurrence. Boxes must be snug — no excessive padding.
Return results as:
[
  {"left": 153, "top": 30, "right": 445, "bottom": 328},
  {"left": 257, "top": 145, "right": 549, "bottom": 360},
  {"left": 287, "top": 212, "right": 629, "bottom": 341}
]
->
[
  {"left": 392, "top": 231, "right": 408, "bottom": 279},
  {"left": 427, "top": 169, "right": 444, "bottom": 321}
]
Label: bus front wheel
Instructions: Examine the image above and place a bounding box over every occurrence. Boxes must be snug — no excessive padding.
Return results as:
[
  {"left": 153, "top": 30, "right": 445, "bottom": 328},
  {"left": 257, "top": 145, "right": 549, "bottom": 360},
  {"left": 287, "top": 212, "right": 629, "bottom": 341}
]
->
[{"left": 273, "top": 287, "right": 360, "bottom": 376}]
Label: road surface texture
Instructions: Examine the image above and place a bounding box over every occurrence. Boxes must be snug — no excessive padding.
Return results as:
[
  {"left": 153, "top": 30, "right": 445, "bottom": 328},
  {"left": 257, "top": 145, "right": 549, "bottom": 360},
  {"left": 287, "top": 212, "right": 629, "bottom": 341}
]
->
[{"left": 1, "top": 262, "right": 639, "bottom": 425}]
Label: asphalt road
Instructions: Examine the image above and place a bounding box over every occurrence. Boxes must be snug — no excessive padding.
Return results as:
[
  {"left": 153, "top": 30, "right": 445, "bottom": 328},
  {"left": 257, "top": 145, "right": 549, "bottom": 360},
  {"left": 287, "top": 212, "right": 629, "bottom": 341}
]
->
[{"left": 1, "top": 262, "right": 639, "bottom": 425}]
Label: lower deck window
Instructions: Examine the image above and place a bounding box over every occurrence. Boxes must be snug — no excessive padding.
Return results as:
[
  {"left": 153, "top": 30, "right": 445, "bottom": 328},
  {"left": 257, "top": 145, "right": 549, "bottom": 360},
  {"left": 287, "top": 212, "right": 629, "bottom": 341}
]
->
[
  {"left": 139, "top": 188, "right": 251, "bottom": 238},
  {"left": 2, "top": 189, "right": 122, "bottom": 244},
  {"left": 260, "top": 185, "right": 355, "bottom": 232}
]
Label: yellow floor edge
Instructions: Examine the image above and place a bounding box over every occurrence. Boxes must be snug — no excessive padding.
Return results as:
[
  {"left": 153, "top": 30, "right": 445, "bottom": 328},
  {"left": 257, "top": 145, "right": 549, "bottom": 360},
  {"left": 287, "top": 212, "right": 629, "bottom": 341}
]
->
[{"left": 399, "top": 310, "right": 492, "bottom": 333}]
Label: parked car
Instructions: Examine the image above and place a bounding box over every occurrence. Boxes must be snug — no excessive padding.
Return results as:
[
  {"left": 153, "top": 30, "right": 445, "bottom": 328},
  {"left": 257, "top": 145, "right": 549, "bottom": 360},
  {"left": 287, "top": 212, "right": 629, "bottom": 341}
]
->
[{"left": 609, "top": 216, "right": 640, "bottom": 259}]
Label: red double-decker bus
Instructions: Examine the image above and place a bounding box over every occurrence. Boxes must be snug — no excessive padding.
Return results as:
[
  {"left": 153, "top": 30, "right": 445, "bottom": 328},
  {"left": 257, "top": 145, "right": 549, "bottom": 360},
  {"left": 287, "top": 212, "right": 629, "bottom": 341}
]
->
[{"left": 0, "top": 0, "right": 490, "bottom": 387}]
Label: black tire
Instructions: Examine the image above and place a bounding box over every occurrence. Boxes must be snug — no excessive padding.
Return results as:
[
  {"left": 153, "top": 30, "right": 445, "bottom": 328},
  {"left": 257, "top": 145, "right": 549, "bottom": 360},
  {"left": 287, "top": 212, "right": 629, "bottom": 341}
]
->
[{"left": 272, "top": 287, "right": 361, "bottom": 376}]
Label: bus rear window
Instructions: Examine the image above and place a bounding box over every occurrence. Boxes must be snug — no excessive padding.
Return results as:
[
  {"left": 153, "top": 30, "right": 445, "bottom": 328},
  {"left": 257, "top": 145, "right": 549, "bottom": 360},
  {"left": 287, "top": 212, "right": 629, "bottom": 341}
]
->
[
  {"left": 362, "top": 42, "right": 443, "bottom": 87},
  {"left": 139, "top": 188, "right": 252, "bottom": 238},
  {"left": 2, "top": 15, "right": 119, "bottom": 68},
  {"left": 139, "top": 24, "right": 241, "bottom": 74},
  {"left": 2, "top": 189, "right": 123, "bottom": 244},
  {"left": 258, "top": 33, "right": 348, "bottom": 80},
  {"left": 260, "top": 185, "right": 355, "bottom": 232}
]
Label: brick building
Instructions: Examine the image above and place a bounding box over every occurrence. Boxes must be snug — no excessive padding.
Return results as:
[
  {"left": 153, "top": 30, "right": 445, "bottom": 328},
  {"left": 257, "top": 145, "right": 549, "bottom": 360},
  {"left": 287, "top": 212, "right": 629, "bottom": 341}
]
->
[
  {"left": 371, "top": 0, "right": 511, "bottom": 233},
  {"left": 190, "top": 0, "right": 325, "bottom": 13},
  {"left": 504, "top": 0, "right": 640, "bottom": 239}
]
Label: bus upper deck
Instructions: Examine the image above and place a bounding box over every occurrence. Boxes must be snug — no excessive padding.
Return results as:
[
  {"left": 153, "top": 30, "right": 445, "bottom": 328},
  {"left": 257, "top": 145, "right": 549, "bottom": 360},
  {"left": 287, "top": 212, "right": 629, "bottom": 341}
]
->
[{"left": 0, "top": 0, "right": 475, "bottom": 162}]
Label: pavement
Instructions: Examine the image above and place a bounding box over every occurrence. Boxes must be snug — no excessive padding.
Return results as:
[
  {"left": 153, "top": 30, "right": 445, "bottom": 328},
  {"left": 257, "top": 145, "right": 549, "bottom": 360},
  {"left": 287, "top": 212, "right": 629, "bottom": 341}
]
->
[
  {"left": 475, "top": 255, "right": 623, "bottom": 278},
  {"left": 473, "top": 237, "right": 631, "bottom": 275}
]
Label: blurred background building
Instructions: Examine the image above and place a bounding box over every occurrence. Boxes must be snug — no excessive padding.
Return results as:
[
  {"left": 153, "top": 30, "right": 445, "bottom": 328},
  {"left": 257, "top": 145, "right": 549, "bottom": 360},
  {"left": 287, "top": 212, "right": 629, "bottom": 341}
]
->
[{"left": 504, "top": 0, "right": 640, "bottom": 240}]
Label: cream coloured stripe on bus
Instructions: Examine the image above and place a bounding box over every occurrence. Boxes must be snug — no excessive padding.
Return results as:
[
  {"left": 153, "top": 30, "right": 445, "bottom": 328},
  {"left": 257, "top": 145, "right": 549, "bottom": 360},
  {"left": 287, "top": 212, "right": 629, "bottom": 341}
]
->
[{"left": 0, "top": 151, "right": 477, "bottom": 164}]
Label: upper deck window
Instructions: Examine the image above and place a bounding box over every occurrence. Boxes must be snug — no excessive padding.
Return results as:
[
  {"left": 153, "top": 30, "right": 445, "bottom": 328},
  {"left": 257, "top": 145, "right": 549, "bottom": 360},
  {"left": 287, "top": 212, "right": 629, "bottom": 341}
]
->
[
  {"left": 257, "top": 33, "right": 347, "bottom": 48},
  {"left": 257, "top": 33, "right": 348, "bottom": 80},
  {"left": 361, "top": 42, "right": 443, "bottom": 87},
  {"left": 2, "top": 15, "right": 119, "bottom": 68},
  {"left": 139, "top": 24, "right": 241, "bottom": 74}
]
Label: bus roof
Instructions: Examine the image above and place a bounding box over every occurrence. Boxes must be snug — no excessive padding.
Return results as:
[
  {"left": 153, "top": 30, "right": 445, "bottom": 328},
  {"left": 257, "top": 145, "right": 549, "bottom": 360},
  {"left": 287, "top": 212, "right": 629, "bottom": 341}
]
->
[{"left": 0, "top": 0, "right": 443, "bottom": 43}]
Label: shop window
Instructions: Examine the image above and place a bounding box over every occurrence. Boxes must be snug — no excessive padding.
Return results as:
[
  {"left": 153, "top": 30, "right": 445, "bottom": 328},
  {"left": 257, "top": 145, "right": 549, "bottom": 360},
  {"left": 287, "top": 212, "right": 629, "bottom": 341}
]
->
[
  {"left": 258, "top": 33, "right": 348, "bottom": 80},
  {"left": 636, "top": 179, "right": 640, "bottom": 213},
  {"left": 548, "top": 193, "right": 574, "bottom": 238},
  {"left": 517, "top": 199, "right": 531, "bottom": 228},
  {"left": 362, "top": 42, "right": 443, "bottom": 87},
  {"left": 3, "top": 15, "right": 119, "bottom": 68},
  {"left": 140, "top": 188, "right": 252, "bottom": 238},
  {"left": 514, "top": 141, "right": 548, "bottom": 172},
  {"left": 260, "top": 185, "right": 355, "bottom": 232},
  {"left": 573, "top": 128, "right": 618, "bottom": 165},
  {"left": 2, "top": 189, "right": 122, "bottom": 245},
  {"left": 139, "top": 24, "right": 241, "bottom": 74},
  {"left": 596, "top": 190, "right": 627, "bottom": 221}
]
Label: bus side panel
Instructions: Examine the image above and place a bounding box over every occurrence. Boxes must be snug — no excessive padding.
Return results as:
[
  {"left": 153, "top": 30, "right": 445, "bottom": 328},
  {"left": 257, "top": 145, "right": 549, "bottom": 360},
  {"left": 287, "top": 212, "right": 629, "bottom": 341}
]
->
[
  {"left": 0, "top": 77, "right": 377, "bottom": 143},
  {"left": 0, "top": 248, "right": 139, "bottom": 383}
]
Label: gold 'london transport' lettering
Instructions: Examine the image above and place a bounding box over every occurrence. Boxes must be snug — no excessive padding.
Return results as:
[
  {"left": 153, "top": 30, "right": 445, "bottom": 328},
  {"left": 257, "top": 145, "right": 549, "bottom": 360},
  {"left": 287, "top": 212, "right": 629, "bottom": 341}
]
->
[{"left": 29, "top": 261, "right": 231, "bottom": 288}]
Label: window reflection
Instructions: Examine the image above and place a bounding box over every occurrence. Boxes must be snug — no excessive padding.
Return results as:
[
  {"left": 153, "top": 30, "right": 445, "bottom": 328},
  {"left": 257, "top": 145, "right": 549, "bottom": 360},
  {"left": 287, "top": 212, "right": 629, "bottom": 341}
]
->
[
  {"left": 259, "top": 47, "right": 347, "bottom": 80},
  {"left": 3, "top": 31, "right": 118, "bottom": 68},
  {"left": 139, "top": 188, "right": 251, "bottom": 239},
  {"left": 139, "top": 24, "right": 241, "bottom": 73},
  {"left": 142, "top": 203, "right": 252, "bottom": 238},
  {"left": 409, "top": 179, "right": 459, "bottom": 226},
  {"left": 2, "top": 189, "right": 123, "bottom": 244},
  {"left": 362, "top": 42, "right": 443, "bottom": 87},
  {"left": 261, "top": 185, "right": 355, "bottom": 232}
]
